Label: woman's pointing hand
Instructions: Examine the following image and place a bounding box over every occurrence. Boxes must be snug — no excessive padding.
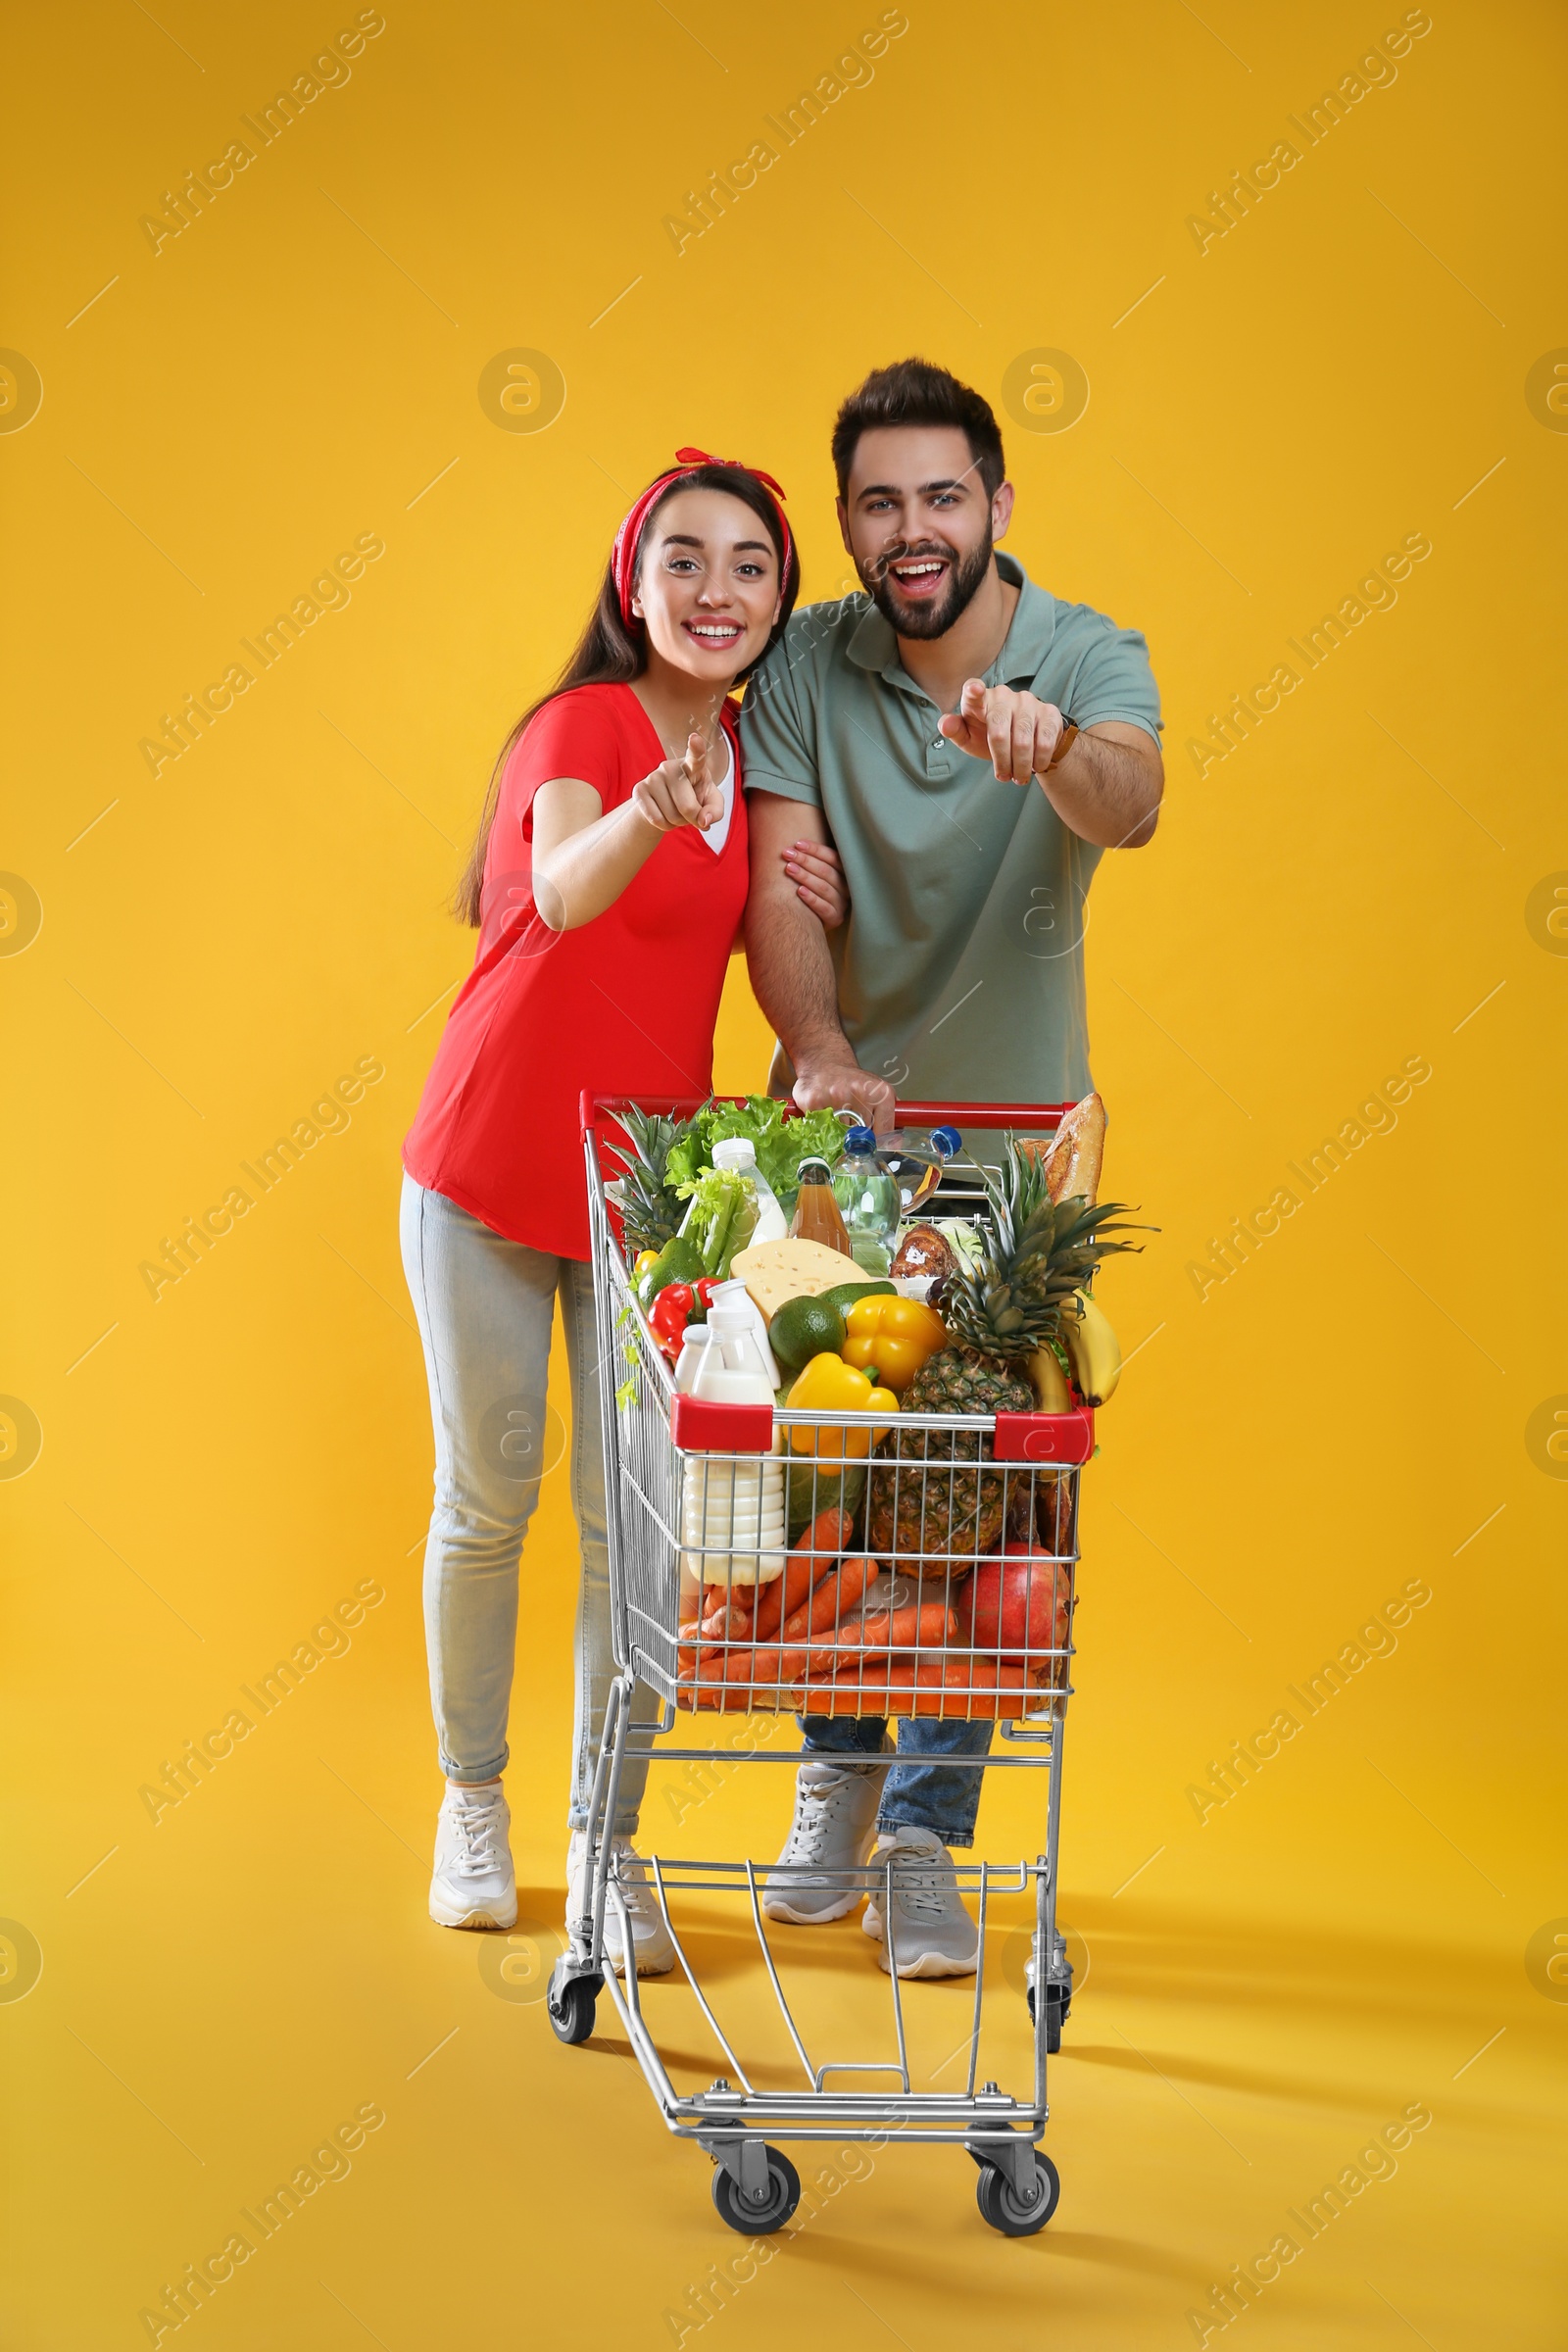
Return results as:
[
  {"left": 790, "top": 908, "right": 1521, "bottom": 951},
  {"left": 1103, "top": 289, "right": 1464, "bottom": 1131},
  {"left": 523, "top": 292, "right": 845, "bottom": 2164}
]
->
[{"left": 632, "top": 732, "right": 727, "bottom": 832}]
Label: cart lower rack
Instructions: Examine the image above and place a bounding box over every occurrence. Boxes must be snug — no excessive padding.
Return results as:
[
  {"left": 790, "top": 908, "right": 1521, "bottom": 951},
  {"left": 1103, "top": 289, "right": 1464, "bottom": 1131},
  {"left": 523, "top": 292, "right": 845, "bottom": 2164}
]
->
[{"left": 552, "top": 1098, "right": 1089, "bottom": 2238}]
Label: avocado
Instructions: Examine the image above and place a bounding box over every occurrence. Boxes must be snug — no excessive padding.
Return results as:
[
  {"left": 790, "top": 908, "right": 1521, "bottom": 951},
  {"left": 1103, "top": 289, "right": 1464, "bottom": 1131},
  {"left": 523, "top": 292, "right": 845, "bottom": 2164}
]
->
[
  {"left": 767, "top": 1293, "right": 846, "bottom": 1372},
  {"left": 818, "top": 1279, "right": 896, "bottom": 1313}
]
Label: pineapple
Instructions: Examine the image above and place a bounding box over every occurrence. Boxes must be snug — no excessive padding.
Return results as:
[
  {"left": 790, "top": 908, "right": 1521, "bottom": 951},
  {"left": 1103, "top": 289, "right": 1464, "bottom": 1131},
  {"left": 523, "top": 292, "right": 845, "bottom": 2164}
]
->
[
  {"left": 604, "top": 1103, "right": 695, "bottom": 1257},
  {"left": 867, "top": 1139, "right": 1142, "bottom": 1566}
]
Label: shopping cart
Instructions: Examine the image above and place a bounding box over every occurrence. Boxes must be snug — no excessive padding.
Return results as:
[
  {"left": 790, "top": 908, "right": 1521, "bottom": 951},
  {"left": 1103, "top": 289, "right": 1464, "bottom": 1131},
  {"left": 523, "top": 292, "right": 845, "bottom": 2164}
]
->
[{"left": 549, "top": 1096, "right": 1093, "bottom": 2238}]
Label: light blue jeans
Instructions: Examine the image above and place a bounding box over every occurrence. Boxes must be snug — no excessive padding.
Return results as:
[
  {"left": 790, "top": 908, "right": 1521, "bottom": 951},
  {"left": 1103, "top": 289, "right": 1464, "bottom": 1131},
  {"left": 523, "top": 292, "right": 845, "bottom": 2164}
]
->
[{"left": 399, "top": 1176, "right": 657, "bottom": 1830}]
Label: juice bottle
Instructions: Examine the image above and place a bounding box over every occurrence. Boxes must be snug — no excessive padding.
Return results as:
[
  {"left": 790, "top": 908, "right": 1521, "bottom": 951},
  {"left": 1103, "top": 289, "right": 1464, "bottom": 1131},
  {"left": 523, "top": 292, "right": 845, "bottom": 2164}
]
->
[{"left": 788, "top": 1156, "right": 855, "bottom": 1256}]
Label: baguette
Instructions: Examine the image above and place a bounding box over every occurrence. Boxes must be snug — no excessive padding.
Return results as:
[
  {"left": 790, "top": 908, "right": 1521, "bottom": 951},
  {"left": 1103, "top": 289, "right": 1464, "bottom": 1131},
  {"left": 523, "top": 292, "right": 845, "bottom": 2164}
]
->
[{"left": 1038, "top": 1092, "right": 1105, "bottom": 1205}]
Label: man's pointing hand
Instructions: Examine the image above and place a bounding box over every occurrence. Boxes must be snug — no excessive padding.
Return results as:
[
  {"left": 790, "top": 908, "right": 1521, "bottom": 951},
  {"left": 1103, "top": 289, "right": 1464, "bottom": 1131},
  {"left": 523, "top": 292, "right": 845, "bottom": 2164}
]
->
[{"left": 939, "top": 680, "right": 1070, "bottom": 786}]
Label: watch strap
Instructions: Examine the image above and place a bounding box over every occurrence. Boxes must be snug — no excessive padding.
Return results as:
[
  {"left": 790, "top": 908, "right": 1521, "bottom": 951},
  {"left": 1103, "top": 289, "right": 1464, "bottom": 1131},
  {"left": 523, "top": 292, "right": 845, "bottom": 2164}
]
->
[{"left": 1044, "top": 719, "right": 1079, "bottom": 772}]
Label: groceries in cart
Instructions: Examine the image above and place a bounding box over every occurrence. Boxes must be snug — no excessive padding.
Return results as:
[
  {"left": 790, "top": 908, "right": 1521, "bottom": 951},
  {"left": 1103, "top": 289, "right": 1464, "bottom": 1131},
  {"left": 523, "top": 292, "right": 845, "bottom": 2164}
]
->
[
  {"left": 560, "top": 1090, "right": 1155, "bottom": 2206},
  {"left": 610, "top": 1095, "right": 850, "bottom": 1232},
  {"left": 601, "top": 1093, "right": 1146, "bottom": 1724}
]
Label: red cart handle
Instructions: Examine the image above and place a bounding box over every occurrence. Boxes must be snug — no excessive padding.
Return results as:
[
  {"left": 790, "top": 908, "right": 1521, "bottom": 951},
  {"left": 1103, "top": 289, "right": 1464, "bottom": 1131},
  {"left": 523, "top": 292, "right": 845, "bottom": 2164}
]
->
[
  {"left": 581, "top": 1092, "right": 1075, "bottom": 1137},
  {"left": 668, "top": 1395, "right": 1094, "bottom": 1460}
]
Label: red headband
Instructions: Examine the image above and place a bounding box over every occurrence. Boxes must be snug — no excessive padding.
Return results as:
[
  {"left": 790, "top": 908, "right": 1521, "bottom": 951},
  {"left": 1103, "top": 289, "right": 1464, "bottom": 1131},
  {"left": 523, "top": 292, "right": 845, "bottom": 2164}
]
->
[{"left": 611, "top": 445, "right": 794, "bottom": 625}]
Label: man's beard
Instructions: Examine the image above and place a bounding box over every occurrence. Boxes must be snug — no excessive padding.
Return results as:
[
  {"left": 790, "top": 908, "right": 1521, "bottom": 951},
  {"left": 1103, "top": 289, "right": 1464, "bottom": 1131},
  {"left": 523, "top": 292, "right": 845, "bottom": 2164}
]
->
[{"left": 860, "top": 526, "right": 994, "bottom": 640}]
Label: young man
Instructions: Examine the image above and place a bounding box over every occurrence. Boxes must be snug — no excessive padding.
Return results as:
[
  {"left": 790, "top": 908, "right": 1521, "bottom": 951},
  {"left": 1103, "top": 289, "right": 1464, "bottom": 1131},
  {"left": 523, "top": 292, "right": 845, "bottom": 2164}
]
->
[{"left": 741, "top": 358, "right": 1163, "bottom": 1978}]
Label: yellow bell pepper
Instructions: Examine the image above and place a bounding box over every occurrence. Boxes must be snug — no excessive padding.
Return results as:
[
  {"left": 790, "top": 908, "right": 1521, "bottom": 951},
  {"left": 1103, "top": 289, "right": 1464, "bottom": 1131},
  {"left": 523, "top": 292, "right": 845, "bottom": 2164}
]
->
[
  {"left": 632, "top": 1250, "right": 661, "bottom": 1281},
  {"left": 840, "top": 1295, "right": 947, "bottom": 1393},
  {"left": 784, "top": 1351, "right": 900, "bottom": 1459}
]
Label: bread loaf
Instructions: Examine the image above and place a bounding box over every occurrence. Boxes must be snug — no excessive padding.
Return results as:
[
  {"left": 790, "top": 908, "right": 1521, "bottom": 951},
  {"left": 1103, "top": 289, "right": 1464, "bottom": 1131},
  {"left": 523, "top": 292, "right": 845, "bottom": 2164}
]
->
[{"left": 1039, "top": 1092, "right": 1105, "bottom": 1204}]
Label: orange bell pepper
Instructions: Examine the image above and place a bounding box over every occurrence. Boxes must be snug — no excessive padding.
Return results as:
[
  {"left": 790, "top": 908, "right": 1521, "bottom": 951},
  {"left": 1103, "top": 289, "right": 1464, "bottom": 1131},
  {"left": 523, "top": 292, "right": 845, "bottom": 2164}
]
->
[{"left": 840, "top": 1295, "right": 947, "bottom": 1393}]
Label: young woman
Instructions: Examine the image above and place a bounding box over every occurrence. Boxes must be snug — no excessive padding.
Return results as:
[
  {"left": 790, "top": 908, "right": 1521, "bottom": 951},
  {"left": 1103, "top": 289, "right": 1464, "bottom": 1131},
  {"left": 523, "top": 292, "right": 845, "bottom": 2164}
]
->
[{"left": 400, "top": 452, "right": 845, "bottom": 1971}]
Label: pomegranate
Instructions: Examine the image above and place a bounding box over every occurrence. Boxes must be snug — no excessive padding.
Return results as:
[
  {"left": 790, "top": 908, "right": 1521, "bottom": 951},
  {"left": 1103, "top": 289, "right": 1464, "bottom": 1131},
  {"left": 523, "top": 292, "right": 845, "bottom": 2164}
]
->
[{"left": 954, "top": 1544, "right": 1072, "bottom": 1660}]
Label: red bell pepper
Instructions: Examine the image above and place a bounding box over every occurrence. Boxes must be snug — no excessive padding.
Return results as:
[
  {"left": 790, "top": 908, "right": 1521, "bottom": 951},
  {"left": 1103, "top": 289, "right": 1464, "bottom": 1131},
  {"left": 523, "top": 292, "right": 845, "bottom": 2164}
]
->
[
  {"left": 650, "top": 1281, "right": 695, "bottom": 1360},
  {"left": 694, "top": 1278, "right": 723, "bottom": 1319}
]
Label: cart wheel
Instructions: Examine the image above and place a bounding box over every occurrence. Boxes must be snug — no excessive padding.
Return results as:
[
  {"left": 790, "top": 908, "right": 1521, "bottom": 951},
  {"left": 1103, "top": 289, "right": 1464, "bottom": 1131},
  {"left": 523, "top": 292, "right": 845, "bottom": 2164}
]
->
[
  {"left": 1026, "top": 1983, "right": 1070, "bottom": 2053},
  {"left": 976, "top": 2150, "right": 1060, "bottom": 2237},
  {"left": 966, "top": 2120, "right": 1018, "bottom": 2168},
  {"left": 710, "top": 2146, "right": 801, "bottom": 2235},
  {"left": 547, "top": 1970, "right": 600, "bottom": 2046}
]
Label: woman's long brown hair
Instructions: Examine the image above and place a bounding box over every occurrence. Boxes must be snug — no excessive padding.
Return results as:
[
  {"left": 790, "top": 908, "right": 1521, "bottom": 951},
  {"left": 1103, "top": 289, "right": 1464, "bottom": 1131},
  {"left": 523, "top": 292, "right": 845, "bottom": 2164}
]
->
[{"left": 454, "top": 464, "right": 799, "bottom": 927}]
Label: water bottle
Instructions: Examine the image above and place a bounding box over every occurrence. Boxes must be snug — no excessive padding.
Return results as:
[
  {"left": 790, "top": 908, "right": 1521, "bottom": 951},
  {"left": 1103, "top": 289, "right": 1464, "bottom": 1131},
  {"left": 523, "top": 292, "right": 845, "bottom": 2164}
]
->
[
  {"left": 878, "top": 1125, "right": 963, "bottom": 1219},
  {"left": 679, "top": 1308, "right": 786, "bottom": 1590},
  {"left": 710, "top": 1136, "right": 786, "bottom": 1245},
  {"left": 832, "top": 1126, "right": 902, "bottom": 1276}
]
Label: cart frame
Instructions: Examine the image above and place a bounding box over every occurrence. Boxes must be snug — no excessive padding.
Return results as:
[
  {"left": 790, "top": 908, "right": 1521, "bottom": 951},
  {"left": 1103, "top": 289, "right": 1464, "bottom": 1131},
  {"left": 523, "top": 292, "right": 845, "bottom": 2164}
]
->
[{"left": 550, "top": 1097, "right": 1090, "bottom": 2236}]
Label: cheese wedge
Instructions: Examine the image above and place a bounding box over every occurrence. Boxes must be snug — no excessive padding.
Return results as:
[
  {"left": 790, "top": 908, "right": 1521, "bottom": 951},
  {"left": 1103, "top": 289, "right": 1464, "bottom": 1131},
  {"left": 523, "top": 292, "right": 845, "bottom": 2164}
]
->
[{"left": 730, "top": 1237, "right": 859, "bottom": 1323}]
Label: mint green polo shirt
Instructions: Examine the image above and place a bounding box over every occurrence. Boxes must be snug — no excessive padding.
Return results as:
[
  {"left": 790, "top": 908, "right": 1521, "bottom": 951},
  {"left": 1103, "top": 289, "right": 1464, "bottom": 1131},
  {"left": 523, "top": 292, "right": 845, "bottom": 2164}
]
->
[{"left": 740, "top": 554, "right": 1162, "bottom": 1107}]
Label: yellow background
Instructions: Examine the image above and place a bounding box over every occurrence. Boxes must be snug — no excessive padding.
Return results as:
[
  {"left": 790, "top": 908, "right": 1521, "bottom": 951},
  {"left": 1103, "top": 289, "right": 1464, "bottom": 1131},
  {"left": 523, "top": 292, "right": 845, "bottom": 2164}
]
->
[{"left": 5, "top": 0, "right": 1565, "bottom": 2343}]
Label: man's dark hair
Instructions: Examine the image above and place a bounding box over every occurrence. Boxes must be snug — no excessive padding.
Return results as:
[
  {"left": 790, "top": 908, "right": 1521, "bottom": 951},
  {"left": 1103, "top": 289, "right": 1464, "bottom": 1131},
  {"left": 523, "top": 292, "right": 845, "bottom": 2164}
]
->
[{"left": 831, "top": 358, "right": 1005, "bottom": 501}]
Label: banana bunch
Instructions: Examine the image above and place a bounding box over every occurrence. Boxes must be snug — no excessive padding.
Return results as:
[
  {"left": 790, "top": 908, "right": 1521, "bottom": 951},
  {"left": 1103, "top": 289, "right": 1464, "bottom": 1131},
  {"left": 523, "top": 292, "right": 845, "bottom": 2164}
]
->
[
  {"left": 1062, "top": 1288, "right": 1120, "bottom": 1405},
  {"left": 1026, "top": 1290, "right": 1121, "bottom": 1409}
]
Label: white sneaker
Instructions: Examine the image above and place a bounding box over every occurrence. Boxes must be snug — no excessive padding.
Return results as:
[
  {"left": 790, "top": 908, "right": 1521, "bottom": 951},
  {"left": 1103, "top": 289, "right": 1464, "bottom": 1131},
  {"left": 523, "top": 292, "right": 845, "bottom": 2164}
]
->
[
  {"left": 761, "top": 1757, "right": 890, "bottom": 1925},
  {"left": 862, "top": 1827, "right": 980, "bottom": 1978},
  {"left": 566, "top": 1832, "right": 675, "bottom": 1977},
  {"left": 429, "top": 1784, "right": 517, "bottom": 1930}
]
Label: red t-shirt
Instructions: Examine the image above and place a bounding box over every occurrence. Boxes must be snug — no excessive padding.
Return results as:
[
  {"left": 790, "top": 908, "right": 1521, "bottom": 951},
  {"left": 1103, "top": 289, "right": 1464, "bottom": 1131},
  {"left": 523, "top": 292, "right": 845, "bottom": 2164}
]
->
[{"left": 404, "top": 683, "right": 748, "bottom": 1259}]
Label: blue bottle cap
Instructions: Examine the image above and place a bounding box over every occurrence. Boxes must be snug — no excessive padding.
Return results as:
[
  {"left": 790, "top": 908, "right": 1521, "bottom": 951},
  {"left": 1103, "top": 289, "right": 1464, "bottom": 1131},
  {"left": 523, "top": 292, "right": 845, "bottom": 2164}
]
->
[
  {"left": 931, "top": 1125, "right": 961, "bottom": 1155},
  {"left": 844, "top": 1125, "right": 876, "bottom": 1152}
]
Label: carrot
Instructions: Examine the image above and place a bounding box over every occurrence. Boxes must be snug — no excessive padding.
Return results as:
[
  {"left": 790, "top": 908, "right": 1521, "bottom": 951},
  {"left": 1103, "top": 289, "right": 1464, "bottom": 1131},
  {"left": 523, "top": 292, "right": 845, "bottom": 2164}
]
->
[
  {"left": 679, "top": 1645, "right": 805, "bottom": 1689},
  {"left": 795, "top": 1642, "right": 861, "bottom": 1686},
  {"left": 793, "top": 1604, "right": 951, "bottom": 1682},
  {"left": 787, "top": 1599, "right": 952, "bottom": 1690},
  {"left": 794, "top": 1659, "right": 1034, "bottom": 1720},
  {"left": 697, "top": 1599, "right": 756, "bottom": 1643},
  {"left": 780, "top": 1554, "right": 873, "bottom": 1644},
  {"left": 702, "top": 1581, "right": 755, "bottom": 1609},
  {"left": 858, "top": 1601, "right": 955, "bottom": 1650},
  {"left": 829, "top": 1648, "right": 915, "bottom": 1697},
  {"left": 677, "top": 1638, "right": 811, "bottom": 1710},
  {"left": 679, "top": 1684, "right": 755, "bottom": 1714},
  {"left": 753, "top": 1508, "right": 852, "bottom": 1640}
]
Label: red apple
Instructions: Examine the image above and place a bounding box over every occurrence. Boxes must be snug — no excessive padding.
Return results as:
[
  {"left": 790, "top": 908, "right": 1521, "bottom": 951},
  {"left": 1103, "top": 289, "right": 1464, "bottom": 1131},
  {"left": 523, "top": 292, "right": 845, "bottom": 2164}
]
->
[{"left": 954, "top": 1544, "right": 1072, "bottom": 1659}]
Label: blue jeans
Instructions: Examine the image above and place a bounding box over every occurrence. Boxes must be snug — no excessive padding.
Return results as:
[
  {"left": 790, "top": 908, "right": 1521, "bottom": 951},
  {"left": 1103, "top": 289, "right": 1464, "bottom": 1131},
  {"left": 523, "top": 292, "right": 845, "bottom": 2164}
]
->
[
  {"left": 399, "top": 1176, "right": 657, "bottom": 1830},
  {"left": 798, "top": 1712, "right": 994, "bottom": 1848}
]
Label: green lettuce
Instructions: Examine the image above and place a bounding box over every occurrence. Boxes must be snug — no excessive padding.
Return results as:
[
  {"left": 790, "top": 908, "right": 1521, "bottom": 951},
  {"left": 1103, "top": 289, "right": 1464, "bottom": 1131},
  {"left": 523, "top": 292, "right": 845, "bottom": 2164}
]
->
[
  {"left": 676, "top": 1166, "right": 758, "bottom": 1278},
  {"left": 666, "top": 1096, "right": 847, "bottom": 1209}
]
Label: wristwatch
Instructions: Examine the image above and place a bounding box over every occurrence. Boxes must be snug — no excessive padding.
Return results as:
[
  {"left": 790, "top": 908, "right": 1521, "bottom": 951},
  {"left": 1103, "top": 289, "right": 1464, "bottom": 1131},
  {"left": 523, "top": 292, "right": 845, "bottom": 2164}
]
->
[{"left": 1043, "top": 718, "right": 1079, "bottom": 773}]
